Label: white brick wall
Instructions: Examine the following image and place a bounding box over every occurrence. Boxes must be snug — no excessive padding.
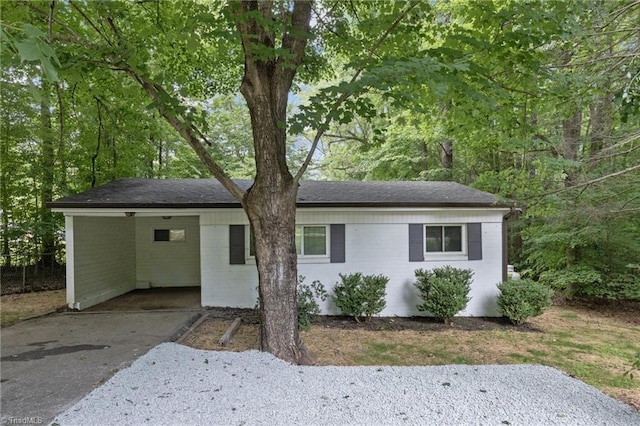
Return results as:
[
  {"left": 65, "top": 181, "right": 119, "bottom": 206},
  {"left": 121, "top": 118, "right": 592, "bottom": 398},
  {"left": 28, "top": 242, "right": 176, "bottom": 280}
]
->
[{"left": 200, "top": 208, "right": 506, "bottom": 316}]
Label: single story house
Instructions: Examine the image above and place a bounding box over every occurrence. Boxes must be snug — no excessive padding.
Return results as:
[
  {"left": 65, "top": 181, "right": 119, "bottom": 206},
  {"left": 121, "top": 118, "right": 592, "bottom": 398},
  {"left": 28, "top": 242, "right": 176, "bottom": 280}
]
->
[{"left": 48, "top": 179, "right": 512, "bottom": 316}]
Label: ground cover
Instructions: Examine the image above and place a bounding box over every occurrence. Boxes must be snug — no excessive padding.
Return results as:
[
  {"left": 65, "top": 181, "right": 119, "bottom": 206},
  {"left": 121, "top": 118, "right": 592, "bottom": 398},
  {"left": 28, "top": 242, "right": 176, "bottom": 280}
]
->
[{"left": 0, "top": 289, "right": 66, "bottom": 326}]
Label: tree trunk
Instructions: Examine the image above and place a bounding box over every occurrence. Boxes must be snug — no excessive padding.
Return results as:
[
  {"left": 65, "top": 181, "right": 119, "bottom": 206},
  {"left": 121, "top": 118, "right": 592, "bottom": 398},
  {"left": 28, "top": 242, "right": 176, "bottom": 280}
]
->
[
  {"left": 1, "top": 135, "right": 11, "bottom": 267},
  {"left": 562, "top": 110, "right": 582, "bottom": 186},
  {"left": 244, "top": 180, "right": 314, "bottom": 364},
  {"left": 440, "top": 139, "right": 453, "bottom": 180},
  {"left": 230, "top": 0, "right": 313, "bottom": 364},
  {"left": 589, "top": 92, "right": 612, "bottom": 157},
  {"left": 40, "top": 81, "right": 56, "bottom": 267}
]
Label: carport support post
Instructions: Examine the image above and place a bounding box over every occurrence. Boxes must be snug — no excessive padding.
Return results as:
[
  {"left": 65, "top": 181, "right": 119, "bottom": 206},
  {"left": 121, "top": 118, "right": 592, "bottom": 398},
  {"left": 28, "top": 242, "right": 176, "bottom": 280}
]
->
[{"left": 65, "top": 215, "right": 77, "bottom": 309}]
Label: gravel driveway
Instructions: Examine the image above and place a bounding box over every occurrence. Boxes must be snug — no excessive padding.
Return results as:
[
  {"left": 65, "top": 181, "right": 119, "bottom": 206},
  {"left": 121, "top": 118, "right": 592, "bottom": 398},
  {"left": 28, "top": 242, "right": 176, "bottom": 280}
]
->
[{"left": 52, "top": 342, "right": 640, "bottom": 425}]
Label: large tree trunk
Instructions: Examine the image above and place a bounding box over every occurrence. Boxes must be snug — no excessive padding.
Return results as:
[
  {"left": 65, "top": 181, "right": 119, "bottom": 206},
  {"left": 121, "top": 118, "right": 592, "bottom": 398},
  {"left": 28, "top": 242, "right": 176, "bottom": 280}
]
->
[
  {"left": 232, "top": 0, "right": 314, "bottom": 364},
  {"left": 244, "top": 180, "right": 313, "bottom": 363}
]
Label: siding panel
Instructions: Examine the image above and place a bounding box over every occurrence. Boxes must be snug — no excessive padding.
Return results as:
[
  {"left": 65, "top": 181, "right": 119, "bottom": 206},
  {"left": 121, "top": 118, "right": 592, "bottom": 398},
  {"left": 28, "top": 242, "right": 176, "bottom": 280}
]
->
[
  {"left": 135, "top": 216, "right": 201, "bottom": 287},
  {"left": 72, "top": 216, "right": 136, "bottom": 309}
]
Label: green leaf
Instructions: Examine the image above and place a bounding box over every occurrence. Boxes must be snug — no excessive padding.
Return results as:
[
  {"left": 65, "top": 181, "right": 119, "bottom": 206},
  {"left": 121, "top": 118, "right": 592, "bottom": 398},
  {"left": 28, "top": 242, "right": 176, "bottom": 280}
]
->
[
  {"left": 22, "top": 23, "right": 45, "bottom": 38},
  {"left": 14, "top": 39, "right": 41, "bottom": 62}
]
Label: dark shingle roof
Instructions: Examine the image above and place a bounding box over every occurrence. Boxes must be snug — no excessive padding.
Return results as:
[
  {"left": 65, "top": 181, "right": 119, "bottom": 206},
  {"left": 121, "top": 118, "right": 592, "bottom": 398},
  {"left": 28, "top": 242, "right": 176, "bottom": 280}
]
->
[{"left": 48, "top": 179, "right": 507, "bottom": 209}]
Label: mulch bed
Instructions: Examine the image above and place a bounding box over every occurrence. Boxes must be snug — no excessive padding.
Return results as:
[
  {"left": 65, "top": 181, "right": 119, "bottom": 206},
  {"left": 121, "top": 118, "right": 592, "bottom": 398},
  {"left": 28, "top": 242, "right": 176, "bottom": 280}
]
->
[
  {"left": 314, "top": 315, "right": 543, "bottom": 332},
  {"left": 204, "top": 307, "right": 542, "bottom": 333}
]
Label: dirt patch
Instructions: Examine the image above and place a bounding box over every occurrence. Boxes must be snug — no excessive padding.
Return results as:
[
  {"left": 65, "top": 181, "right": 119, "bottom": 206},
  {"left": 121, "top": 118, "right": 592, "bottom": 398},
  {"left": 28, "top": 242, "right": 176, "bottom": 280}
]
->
[
  {"left": 0, "top": 290, "right": 66, "bottom": 327},
  {"left": 179, "top": 308, "right": 259, "bottom": 352},
  {"left": 0, "top": 270, "right": 65, "bottom": 295},
  {"left": 604, "top": 387, "right": 640, "bottom": 411},
  {"left": 554, "top": 298, "right": 640, "bottom": 326}
]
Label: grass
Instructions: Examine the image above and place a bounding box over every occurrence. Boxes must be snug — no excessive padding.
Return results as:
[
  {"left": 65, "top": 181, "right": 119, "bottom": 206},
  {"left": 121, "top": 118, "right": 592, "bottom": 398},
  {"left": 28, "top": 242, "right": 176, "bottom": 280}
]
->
[{"left": 0, "top": 290, "right": 66, "bottom": 327}]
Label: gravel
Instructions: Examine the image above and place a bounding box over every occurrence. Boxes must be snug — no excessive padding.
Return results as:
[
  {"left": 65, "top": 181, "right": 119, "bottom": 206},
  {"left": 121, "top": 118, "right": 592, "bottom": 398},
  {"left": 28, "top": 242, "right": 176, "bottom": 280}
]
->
[{"left": 53, "top": 342, "right": 640, "bottom": 426}]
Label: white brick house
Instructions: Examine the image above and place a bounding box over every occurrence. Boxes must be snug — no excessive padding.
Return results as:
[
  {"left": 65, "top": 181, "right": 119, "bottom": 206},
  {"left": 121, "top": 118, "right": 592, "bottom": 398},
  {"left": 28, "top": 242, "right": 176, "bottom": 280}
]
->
[{"left": 49, "top": 179, "right": 511, "bottom": 316}]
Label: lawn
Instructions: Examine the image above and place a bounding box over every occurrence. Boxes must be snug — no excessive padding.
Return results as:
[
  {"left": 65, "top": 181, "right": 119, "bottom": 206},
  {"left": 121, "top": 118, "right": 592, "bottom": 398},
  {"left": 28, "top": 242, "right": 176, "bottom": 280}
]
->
[
  {"left": 0, "top": 289, "right": 66, "bottom": 327},
  {"left": 182, "top": 304, "right": 640, "bottom": 410}
]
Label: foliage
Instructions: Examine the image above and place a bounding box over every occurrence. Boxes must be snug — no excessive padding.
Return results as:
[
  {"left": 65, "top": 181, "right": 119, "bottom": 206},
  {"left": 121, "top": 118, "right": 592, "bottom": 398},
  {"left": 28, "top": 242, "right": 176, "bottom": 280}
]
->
[
  {"left": 414, "top": 266, "right": 472, "bottom": 324},
  {"left": 527, "top": 199, "right": 640, "bottom": 300},
  {"left": 497, "top": 279, "right": 554, "bottom": 325},
  {"left": 297, "top": 276, "right": 328, "bottom": 331},
  {"left": 624, "top": 352, "right": 640, "bottom": 380},
  {"left": 331, "top": 273, "right": 388, "bottom": 323}
]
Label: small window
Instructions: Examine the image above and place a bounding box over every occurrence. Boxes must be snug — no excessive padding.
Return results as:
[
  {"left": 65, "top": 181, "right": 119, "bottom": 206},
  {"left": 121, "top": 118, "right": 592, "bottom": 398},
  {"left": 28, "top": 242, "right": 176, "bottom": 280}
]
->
[
  {"left": 154, "top": 229, "right": 186, "bottom": 242},
  {"left": 299, "top": 226, "right": 327, "bottom": 256},
  {"left": 248, "top": 225, "right": 328, "bottom": 257},
  {"left": 425, "top": 225, "right": 463, "bottom": 253}
]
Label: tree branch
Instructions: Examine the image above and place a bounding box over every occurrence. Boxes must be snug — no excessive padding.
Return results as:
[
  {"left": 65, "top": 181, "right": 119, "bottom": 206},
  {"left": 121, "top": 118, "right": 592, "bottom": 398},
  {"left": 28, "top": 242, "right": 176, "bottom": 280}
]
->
[
  {"left": 127, "top": 70, "right": 245, "bottom": 201},
  {"left": 294, "top": 1, "right": 421, "bottom": 182},
  {"left": 524, "top": 163, "right": 640, "bottom": 200},
  {"left": 68, "top": 0, "right": 114, "bottom": 46}
]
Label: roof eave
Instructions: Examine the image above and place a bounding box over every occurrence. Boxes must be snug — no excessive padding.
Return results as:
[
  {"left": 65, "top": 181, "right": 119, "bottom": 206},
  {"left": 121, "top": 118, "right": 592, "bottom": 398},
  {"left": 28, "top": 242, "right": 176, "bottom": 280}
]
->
[{"left": 48, "top": 201, "right": 512, "bottom": 210}]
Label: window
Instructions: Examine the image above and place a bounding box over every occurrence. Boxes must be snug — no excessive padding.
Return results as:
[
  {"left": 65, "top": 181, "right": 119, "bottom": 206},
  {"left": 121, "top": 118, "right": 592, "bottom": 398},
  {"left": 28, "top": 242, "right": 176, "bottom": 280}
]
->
[
  {"left": 425, "top": 225, "right": 463, "bottom": 253},
  {"left": 154, "top": 229, "right": 186, "bottom": 242},
  {"left": 249, "top": 225, "right": 328, "bottom": 257},
  {"left": 409, "top": 223, "right": 481, "bottom": 262}
]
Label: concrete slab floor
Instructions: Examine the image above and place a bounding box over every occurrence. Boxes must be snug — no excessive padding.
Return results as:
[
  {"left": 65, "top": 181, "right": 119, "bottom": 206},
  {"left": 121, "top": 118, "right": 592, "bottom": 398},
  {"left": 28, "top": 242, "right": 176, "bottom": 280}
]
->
[
  {"left": 86, "top": 287, "right": 201, "bottom": 311},
  {"left": 0, "top": 310, "right": 201, "bottom": 425}
]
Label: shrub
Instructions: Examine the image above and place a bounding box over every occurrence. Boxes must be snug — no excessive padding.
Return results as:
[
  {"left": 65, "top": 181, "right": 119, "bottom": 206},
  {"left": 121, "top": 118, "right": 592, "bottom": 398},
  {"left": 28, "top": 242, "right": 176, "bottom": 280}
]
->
[
  {"left": 297, "top": 276, "right": 328, "bottom": 331},
  {"left": 414, "top": 266, "right": 473, "bottom": 324},
  {"left": 497, "top": 278, "right": 553, "bottom": 325},
  {"left": 539, "top": 266, "right": 602, "bottom": 298},
  {"left": 331, "top": 273, "right": 388, "bottom": 322}
]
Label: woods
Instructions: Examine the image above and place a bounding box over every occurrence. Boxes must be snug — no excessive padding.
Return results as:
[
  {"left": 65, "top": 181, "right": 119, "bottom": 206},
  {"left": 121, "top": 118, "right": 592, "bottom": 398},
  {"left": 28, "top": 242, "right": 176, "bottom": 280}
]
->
[{"left": 1, "top": 0, "right": 639, "bottom": 362}]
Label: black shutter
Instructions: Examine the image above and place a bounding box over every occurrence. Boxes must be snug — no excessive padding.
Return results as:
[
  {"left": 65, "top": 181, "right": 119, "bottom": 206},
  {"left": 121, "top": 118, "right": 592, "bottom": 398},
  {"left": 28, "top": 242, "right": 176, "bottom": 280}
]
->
[
  {"left": 330, "top": 224, "right": 345, "bottom": 263},
  {"left": 229, "top": 225, "right": 245, "bottom": 265},
  {"left": 467, "top": 223, "right": 482, "bottom": 260},
  {"left": 409, "top": 224, "right": 424, "bottom": 262}
]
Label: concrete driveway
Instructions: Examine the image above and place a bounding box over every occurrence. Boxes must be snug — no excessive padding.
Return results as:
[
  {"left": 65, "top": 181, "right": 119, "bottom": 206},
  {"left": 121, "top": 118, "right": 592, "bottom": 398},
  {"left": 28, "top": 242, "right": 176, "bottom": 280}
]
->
[{"left": 1, "top": 309, "right": 201, "bottom": 424}]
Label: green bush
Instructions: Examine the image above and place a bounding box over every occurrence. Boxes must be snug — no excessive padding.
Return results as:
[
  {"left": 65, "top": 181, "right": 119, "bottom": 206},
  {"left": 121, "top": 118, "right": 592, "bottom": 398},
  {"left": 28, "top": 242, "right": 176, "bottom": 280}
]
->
[
  {"left": 414, "top": 266, "right": 473, "bottom": 324},
  {"left": 497, "top": 278, "right": 553, "bottom": 325},
  {"left": 539, "top": 265, "right": 602, "bottom": 298},
  {"left": 539, "top": 266, "right": 640, "bottom": 301},
  {"left": 297, "top": 276, "right": 328, "bottom": 331},
  {"left": 331, "top": 273, "right": 388, "bottom": 322}
]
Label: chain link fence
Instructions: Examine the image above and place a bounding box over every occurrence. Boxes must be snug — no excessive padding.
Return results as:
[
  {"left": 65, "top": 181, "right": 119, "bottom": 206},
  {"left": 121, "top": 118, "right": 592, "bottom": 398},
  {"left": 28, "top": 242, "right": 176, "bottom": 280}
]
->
[{"left": 1, "top": 253, "right": 66, "bottom": 295}]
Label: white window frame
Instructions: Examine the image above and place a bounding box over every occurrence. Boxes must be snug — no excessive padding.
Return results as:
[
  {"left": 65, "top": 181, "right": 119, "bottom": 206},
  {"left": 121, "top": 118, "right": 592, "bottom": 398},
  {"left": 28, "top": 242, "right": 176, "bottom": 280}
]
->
[
  {"left": 247, "top": 225, "right": 330, "bottom": 260},
  {"left": 424, "top": 224, "right": 467, "bottom": 259},
  {"left": 153, "top": 228, "right": 187, "bottom": 243}
]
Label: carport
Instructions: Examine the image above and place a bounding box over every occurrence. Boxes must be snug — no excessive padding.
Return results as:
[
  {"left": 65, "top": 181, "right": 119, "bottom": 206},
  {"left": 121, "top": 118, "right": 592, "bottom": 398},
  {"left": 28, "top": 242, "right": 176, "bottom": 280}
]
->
[{"left": 62, "top": 214, "right": 201, "bottom": 310}]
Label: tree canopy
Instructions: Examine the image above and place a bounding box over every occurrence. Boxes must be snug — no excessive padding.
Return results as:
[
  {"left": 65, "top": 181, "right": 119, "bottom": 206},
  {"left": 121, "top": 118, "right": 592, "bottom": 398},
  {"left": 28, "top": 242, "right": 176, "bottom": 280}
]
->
[{"left": 2, "top": 0, "right": 639, "bottom": 361}]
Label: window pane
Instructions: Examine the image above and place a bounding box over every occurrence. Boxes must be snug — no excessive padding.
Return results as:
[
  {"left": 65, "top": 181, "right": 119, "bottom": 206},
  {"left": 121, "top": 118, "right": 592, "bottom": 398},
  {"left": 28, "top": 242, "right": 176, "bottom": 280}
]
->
[
  {"left": 295, "top": 227, "right": 302, "bottom": 255},
  {"left": 154, "top": 229, "right": 170, "bottom": 241},
  {"left": 303, "top": 226, "right": 326, "bottom": 255},
  {"left": 155, "top": 229, "right": 185, "bottom": 242},
  {"left": 444, "top": 226, "right": 462, "bottom": 252},
  {"left": 169, "top": 229, "right": 186, "bottom": 242},
  {"left": 425, "top": 226, "right": 443, "bottom": 252}
]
